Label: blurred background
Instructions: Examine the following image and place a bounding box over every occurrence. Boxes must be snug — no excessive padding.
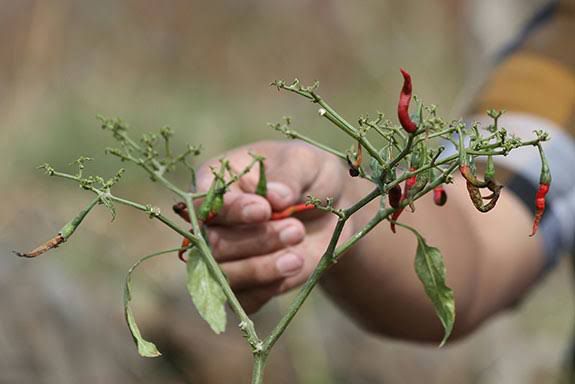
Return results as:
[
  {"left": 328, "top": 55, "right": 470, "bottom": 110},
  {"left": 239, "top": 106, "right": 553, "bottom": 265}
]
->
[{"left": 0, "top": 0, "right": 572, "bottom": 383}]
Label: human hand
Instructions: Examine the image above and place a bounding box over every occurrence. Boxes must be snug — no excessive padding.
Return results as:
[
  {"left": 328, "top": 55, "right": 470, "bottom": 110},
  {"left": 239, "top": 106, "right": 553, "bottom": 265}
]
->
[{"left": 196, "top": 140, "right": 356, "bottom": 313}]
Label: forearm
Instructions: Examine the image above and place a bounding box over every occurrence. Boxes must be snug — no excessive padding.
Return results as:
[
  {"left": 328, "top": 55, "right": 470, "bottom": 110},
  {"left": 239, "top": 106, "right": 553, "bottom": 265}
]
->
[{"left": 321, "top": 171, "right": 544, "bottom": 343}]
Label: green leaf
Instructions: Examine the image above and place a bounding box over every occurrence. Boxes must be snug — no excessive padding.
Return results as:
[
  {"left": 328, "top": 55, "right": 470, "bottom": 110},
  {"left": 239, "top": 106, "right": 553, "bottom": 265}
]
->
[
  {"left": 413, "top": 232, "right": 455, "bottom": 347},
  {"left": 123, "top": 249, "right": 179, "bottom": 358},
  {"left": 186, "top": 248, "right": 227, "bottom": 334}
]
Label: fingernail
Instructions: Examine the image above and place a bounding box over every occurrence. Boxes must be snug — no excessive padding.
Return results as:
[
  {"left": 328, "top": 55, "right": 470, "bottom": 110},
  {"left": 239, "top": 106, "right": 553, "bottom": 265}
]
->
[
  {"left": 276, "top": 253, "right": 303, "bottom": 276},
  {"left": 242, "top": 203, "right": 268, "bottom": 222},
  {"left": 267, "top": 182, "right": 292, "bottom": 201},
  {"left": 279, "top": 225, "right": 304, "bottom": 245}
]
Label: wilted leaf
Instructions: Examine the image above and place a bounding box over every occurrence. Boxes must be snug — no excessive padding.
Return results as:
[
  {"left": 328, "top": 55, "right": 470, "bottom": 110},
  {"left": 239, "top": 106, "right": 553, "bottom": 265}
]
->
[
  {"left": 413, "top": 232, "right": 455, "bottom": 347},
  {"left": 123, "top": 249, "right": 178, "bottom": 358},
  {"left": 186, "top": 247, "right": 227, "bottom": 334}
]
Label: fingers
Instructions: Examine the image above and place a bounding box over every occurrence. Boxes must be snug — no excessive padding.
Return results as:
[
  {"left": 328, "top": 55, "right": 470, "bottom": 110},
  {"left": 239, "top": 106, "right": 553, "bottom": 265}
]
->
[
  {"left": 195, "top": 141, "right": 331, "bottom": 222},
  {"left": 220, "top": 248, "right": 304, "bottom": 291},
  {"left": 208, "top": 218, "right": 305, "bottom": 261},
  {"left": 205, "top": 190, "right": 272, "bottom": 225}
]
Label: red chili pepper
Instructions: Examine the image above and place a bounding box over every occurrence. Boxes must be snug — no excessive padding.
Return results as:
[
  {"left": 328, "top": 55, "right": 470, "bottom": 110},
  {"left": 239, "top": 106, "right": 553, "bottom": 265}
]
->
[
  {"left": 173, "top": 201, "right": 316, "bottom": 261},
  {"left": 271, "top": 203, "right": 315, "bottom": 220},
  {"left": 433, "top": 185, "right": 447, "bottom": 206},
  {"left": 530, "top": 144, "right": 551, "bottom": 237},
  {"left": 530, "top": 183, "right": 549, "bottom": 237},
  {"left": 398, "top": 68, "right": 417, "bottom": 134}
]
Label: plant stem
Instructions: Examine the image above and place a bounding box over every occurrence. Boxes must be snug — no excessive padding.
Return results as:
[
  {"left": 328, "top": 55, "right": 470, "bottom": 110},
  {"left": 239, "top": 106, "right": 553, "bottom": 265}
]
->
[
  {"left": 279, "top": 127, "right": 347, "bottom": 161},
  {"left": 263, "top": 218, "right": 347, "bottom": 352},
  {"left": 251, "top": 352, "right": 268, "bottom": 384}
]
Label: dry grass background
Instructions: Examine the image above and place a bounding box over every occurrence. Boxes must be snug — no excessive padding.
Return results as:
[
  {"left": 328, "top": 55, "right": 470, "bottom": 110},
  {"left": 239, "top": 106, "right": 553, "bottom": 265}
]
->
[{"left": 0, "top": 1, "right": 572, "bottom": 383}]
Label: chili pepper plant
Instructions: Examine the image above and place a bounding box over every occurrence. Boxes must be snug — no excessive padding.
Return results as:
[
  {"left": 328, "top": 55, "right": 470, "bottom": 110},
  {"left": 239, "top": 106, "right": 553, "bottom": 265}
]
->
[{"left": 16, "top": 69, "right": 551, "bottom": 384}]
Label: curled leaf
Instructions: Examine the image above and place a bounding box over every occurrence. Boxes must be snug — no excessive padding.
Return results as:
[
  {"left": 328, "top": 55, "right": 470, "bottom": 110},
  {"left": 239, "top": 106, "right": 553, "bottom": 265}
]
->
[{"left": 123, "top": 248, "right": 180, "bottom": 357}]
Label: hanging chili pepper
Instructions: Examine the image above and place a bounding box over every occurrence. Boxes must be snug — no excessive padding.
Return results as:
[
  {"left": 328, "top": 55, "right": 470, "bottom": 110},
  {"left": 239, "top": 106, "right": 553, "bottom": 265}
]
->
[
  {"left": 390, "top": 173, "right": 426, "bottom": 231},
  {"left": 178, "top": 236, "right": 192, "bottom": 262},
  {"left": 433, "top": 186, "right": 447, "bottom": 206},
  {"left": 173, "top": 202, "right": 190, "bottom": 223},
  {"left": 347, "top": 141, "right": 363, "bottom": 177},
  {"left": 398, "top": 68, "right": 417, "bottom": 134},
  {"left": 388, "top": 182, "right": 404, "bottom": 233},
  {"left": 530, "top": 144, "right": 551, "bottom": 237}
]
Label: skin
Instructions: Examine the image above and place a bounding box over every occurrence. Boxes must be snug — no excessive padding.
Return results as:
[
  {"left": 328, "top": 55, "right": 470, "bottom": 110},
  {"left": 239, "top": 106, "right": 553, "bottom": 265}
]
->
[{"left": 196, "top": 140, "right": 544, "bottom": 344}]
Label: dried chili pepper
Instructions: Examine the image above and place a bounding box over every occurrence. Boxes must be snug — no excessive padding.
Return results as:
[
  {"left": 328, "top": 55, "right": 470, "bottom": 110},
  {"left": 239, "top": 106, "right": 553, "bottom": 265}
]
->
[
  {"left": 347, "top": 141, "right": 363, "bottom": 177},
  {"left": 390, "top": 169, "right": 430, "bottom": 233},
  {"left": 173, "top": 202, "right": 190, "bottom": 223},
  {"left": 398, "top": 68, "right": 417, "bottom": 134},
  {"left": 388, "top": 183, "right": 404, "bottom": 233},
  {"left": 530, "top": 144, "right": 551, "bottom": 237},
  {"left": 178, "top": 236, "right": 192, "bottom": 262},
  {"left": 15, "top": 196, "right": 100, "bottom": 258}
]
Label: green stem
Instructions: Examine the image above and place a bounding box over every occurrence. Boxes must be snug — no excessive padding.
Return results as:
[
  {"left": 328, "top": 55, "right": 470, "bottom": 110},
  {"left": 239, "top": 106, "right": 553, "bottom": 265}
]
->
[
  {"left": 251, "top": 352, "right": 268, "bottom": 384},
  {"left": 280, "top": 128, "right": 347, "bottom": 161},
  {"left": 263, "top": 218, "right": 347, "bottom": 352},
  {"left": 318, "top": 100, "right": 383, "bottom": 164}
]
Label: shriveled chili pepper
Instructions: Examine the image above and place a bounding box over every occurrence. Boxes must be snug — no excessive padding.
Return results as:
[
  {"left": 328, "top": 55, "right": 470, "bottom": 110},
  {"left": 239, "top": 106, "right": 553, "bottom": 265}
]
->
[
  {"left": 346, "top": 141, "right": 363, "bottom": 177},
  {"left": 271, "top": 203, "right": 315, "bottom": 220},
  {"left": 15, "top": 196, "right": 100, "bottom": 258},
  {"left": 398, "top": 68, "right": 417, "bottom": 134},
  {"left": 433, "top": 186, "right": 447, "bottom": 206},
  {"left": 389, "top": 167, "right": 417, "bottom": 233},
  {"left": 530, "top": 144, "right": 551, "bottom": 237},
  {"left": 178, "top": 235, "right": 192, "bottom": 262},
  {"left": 173, "top": 201, "right": 190, "bottom": 223},
  {"left": 388, "top": 182, "right": 404, "bottom": 233},
  {"left": 459, "top": 164, "right": 489, "bottom": 188},
  {"left": 457, "top": 131, "right": 489, "bottom": 189},
  {"left": 465, "top": 178, "right": 502, "bottom": 213}
]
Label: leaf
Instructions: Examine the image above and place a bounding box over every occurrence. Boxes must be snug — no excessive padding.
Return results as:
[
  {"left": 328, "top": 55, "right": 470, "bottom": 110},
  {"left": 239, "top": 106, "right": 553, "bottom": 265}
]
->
[
  {"left": 124, "top": 293, "right": 162, "bottom": 357},
  {"left": 413, "top": 232, "right": 455, "bottom": 347},
  {"left": 123, "top": 249, "right": 178, "bottom": 358},
  {"left": 186, "top": 248, "right": 227, "bottom": 334}
]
